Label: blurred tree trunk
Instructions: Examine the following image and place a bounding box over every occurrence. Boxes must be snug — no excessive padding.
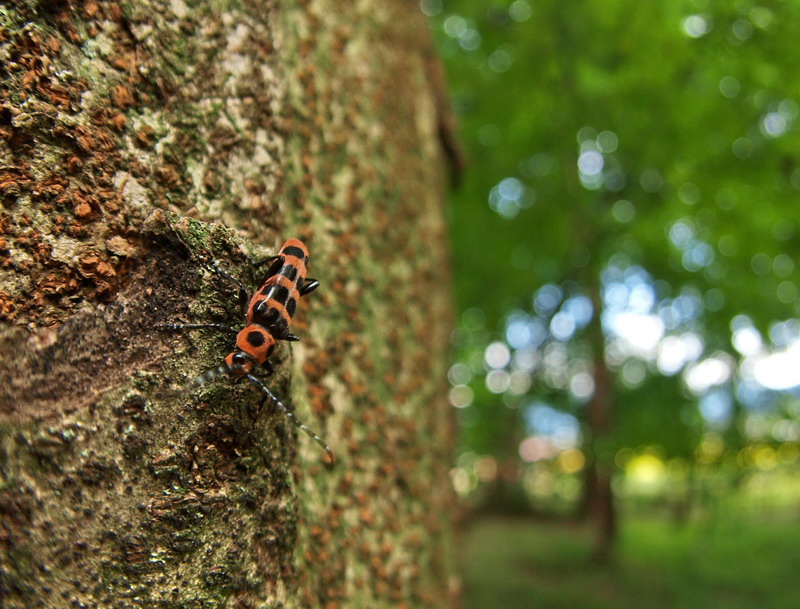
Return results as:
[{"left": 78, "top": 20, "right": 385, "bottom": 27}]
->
[
  {"left": 0, "top": 2, "right": 459, "bottom": 608},
  {"left": 580, "top": 284, "right": 617, "bottom": 562}
]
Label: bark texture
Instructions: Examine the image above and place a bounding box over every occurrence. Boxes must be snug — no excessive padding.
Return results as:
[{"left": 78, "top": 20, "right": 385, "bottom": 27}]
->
[{"left": 0, "top": 1, "right": 457, "bottom": 608}]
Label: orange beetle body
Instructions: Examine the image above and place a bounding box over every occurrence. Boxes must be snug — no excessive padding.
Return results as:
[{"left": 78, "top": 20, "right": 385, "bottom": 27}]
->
[
  {"left": 245, "top": 238, "right": 319, "bottom": 341},
  {"left": 164, "top": 237, "right": 332, "bottom": 466}
]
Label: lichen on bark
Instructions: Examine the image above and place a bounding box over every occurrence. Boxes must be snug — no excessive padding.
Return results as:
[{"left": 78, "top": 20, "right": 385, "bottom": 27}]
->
[{"left": 1, "top": 1, "right": 458, "bottom": 607}]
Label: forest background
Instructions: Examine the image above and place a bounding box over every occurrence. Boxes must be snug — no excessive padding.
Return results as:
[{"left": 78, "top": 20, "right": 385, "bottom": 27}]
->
[{"left": 432, "top": 1, "right": 800, "bottom": 607}]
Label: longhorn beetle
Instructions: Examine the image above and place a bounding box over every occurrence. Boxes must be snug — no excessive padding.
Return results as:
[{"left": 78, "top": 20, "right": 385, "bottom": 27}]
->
[{"left": 163, "top": 237, "right": 334, "bottom": 467}]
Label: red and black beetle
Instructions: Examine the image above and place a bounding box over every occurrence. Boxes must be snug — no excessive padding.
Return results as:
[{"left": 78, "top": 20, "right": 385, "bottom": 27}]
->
[{"left": 164, "top": 238, "right": 333, "bottom": 466}]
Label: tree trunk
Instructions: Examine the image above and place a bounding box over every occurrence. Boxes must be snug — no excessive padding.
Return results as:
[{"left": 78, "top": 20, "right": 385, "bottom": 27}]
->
[
  {"left": 581, "top": 283, "right": 617, "bottom": 562},
  {"left": 0, "top": 2, "right": 458, "bottom": 608}
]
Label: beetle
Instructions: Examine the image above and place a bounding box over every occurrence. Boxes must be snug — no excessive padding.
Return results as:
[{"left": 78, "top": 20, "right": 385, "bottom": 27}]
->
[
  {"left": 246, "top": 238, "right": 320, "bottom": 341},
  {"left": 163, "top": 238, "right": 333, "bottom": 466}
]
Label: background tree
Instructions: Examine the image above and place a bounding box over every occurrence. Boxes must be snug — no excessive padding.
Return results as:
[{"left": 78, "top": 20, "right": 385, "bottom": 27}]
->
[{"left": 0, "top": 2, "right": 458, "bottom": 607}]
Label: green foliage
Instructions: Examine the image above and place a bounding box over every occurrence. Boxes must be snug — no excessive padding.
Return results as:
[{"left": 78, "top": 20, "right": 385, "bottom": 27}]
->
[
  {"left": 442, "top": 0, "right": 800, "bottom": 322},
  {"left": 436, "top": 0, "right": 800, "bottom": 474}
]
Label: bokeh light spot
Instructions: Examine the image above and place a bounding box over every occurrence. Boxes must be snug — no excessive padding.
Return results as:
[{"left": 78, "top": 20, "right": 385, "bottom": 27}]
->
[
  {"left": 569, "top": 372, "right": 595, "bottom": 399},
  {"left": 534, "top": 284, "right": 563, "bottom": 315},
  {"left": 732, "top": 325, "right": 762, "bottom": 357},
  {"left": 419, "top": 0, "right": 442, "bottom": 16},
  {"left": 557, "top": 449, "right": 585, "bottom": 473},
  {"left": 760, "top": 112, "right": 788, "bottom": 138},
  {"left": 685, "top": 354, "right": 734, "bottom": 394},
  {"left": 486, "top": 369, "right": 511, "bottom": 393},
  {"left": 550, "top": 311, "right": 576, "bottom": 341},
  {"left": 751, "top": 252, "right": 772, "bottom": 275},
  {"left": 731, "top": 18, "right": 753, "bottom": 41},
  {"left": 443, "top": 15, "right": 467, "bottom": 37},
  {"left": 578, "top": 150, "right": 604, "bottom": 176},
  {"left": 596, "top": 130, "right": 619, "bottom": 153},
  {"left": 678, "top": 182, "right": 700, "bottom": 205},
  {"left": 612, "top": 199, "right": 635, "bottom": 223},
  {"left": 682, "top": 14, "right": 711, "bottom": 38},
  {"left": 719, "top": 76, "right": 741, "bottom": 98},
  {"left": 509, "top": 0, "right": 532, "bottom": 22},
  {"left": 640, "top": 168, "right": 664, "bottom": 192},
  {"left": 458, "top": 28, "right": 482, "bottom": 51},
  {"left": 777, "top": 281, "right": 797, "bottom": 304},
  {"left": 773, "top": 254, "right": 794, "bottom": 278},
  {"left": 488, "top": 48, "right": 513, "bottom": 72},
  {"left": 627, "top": 454, "right": 665, "bottom": 486},
  {"left": 449, "top": 385, "right": 474, "bottom": 408},
  {"left": 448, "top": 362, "right": 473, "bottom": 386},
  {"left": 485, "top": 341, "right": 511, "bottom": 369},
  {"left": 750, "top": 7, "right": 774, "bottom": 29}
]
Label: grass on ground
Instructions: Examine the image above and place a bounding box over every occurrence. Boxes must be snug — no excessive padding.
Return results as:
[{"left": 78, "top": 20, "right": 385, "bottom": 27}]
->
[{"left": 461, "top": 512, "right": 800, "bottom": 609}]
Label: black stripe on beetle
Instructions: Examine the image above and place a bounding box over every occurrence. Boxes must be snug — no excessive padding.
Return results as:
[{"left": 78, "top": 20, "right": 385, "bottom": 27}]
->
[
  {"left": 280, "top": 265, "right": 299, "bottom": 282},
  {"left": 283, "top": 245, "right": 306, "bottom": 259},
  {"left": 268, "top": 284, "right": 291, "bottom": 305},
  {"left": 271, "top": 316, "right": 289, "bottom": 337}
]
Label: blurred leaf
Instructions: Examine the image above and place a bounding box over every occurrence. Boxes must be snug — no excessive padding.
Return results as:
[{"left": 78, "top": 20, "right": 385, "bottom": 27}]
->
[{"left": 438, "top": 0, "right": 800, "bottom": 472}]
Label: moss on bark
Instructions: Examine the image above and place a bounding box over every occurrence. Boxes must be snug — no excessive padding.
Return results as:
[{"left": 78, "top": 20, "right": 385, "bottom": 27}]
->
[{"left": 1, "top": 1, "right": 457, "bottom": 607}]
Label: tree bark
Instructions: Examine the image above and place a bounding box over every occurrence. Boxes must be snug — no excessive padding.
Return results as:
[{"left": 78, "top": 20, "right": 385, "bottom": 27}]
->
[{"left": 0, "top": 2, "right": 458, "bottom": 608}]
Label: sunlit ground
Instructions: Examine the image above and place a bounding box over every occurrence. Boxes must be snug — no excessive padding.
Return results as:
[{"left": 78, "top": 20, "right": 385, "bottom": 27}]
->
[{"left": 462, "top": 504, "right": 800, "bottom": 609}]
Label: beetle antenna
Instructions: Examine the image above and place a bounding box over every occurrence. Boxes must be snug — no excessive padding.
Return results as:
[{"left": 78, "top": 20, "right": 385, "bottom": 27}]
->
[
  {"left": 245, "top": 373, "right": 334, "bottom": 467},
  {"left": 192, "top": 365, "right": 229, "bottom": 389}
]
